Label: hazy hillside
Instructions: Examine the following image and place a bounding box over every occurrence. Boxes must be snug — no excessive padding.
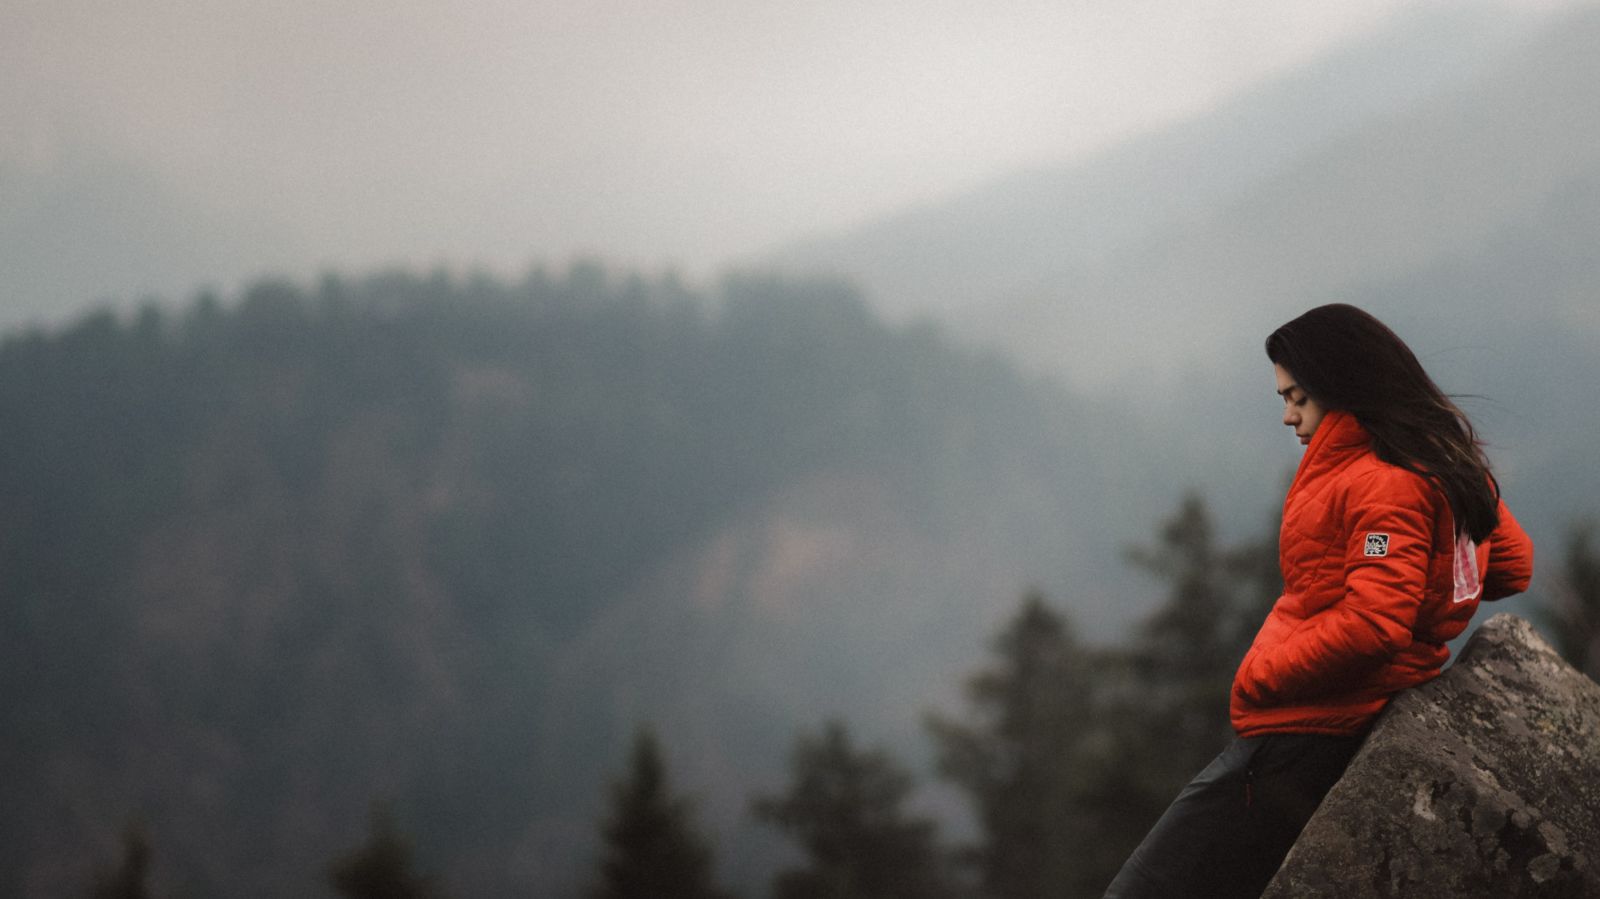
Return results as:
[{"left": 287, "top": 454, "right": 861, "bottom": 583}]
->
[
  {"left": 766, "top": 1, "right": 1600, "bottom": 557},
  {"left": 1001, "top": 1, "right": 1600, "bottom": 542},
  {"left": 0, "top": 269, "right": 1187, "bottom": 897},
  {"left": 985, "top": 0, "right": 1600, "bottom": 385},
  {"left": 765, "top": 2, "right": 1600, "bottom": 388},
  {"left": 10, "top": 4, "right": 1598, "bottom": 896},
  {"left": 764, "top": 4, "right": 1545, "bottom": 323}
]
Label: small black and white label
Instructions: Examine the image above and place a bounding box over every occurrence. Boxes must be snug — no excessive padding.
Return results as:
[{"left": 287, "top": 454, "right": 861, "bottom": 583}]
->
[{"left": 1364, "top": 533, "right": 1390, "bottom": 557}]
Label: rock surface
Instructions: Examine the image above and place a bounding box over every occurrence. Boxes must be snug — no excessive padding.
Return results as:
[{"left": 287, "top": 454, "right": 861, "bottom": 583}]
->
[{"left": 1263, "top": 614, "right": 1600, "bottom": 898}]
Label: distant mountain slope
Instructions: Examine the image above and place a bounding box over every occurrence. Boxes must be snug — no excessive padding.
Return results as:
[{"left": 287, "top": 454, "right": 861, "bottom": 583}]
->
[
  {"left": 0, "top": 269, "right": 1176, "bottom": 898},
  {"left": 763, "top": 2, "right": 1600, "bottom": 559},
  {"left": 1024, "top": 1, "right": 1600, "bottom": 559},
  {"left": 763, "top": 5, "right": 1545, "bottom": 324},
  {"left": 985, "top": 0, "right": 1600, "bottom": 388}
]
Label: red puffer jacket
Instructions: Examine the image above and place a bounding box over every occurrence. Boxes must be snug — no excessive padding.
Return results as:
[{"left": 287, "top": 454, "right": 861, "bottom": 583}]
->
[{"left": 1230, "top": 410, "right": 1534, "bottom": 737}]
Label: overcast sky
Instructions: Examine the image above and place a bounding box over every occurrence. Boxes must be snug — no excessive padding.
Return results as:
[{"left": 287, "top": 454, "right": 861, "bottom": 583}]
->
[{"left": 1, "top": 0, "right": 1576, "bottom": 305}]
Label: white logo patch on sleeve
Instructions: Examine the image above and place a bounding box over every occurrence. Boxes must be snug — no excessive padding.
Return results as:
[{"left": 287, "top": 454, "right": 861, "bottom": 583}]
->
[{"left": 1364, "top": 533, "right": 1391, "bottom": 557}]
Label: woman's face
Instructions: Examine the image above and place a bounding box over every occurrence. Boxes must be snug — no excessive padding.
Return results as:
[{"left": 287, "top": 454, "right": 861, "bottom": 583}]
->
[{"left": 1274, "top": 363, "right": 1327, "bottom": 447}]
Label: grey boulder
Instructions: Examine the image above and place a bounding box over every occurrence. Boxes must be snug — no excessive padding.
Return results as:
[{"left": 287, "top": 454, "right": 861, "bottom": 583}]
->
[{"left": 1263, "top": 613, "right": 1600, "bottom": 898}]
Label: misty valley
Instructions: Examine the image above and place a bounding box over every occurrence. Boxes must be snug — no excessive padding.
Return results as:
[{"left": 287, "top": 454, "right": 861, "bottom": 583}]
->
[{"left": 9, "top": 4, "right": 1600, "bottom": 896}]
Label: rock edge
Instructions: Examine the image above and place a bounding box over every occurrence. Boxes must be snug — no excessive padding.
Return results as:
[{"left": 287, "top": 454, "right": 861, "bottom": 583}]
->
[{"left": 1263, "top": 614, "right": 1600, "bottom": 898}]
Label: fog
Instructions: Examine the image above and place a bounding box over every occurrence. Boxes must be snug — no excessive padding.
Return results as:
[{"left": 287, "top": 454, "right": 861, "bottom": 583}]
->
[
  {"left": 6, "top": 2, "right": 1600, "bottom": 895},
  {"left": 1, "top": 0, "right": 1550, "bottom": 327}
]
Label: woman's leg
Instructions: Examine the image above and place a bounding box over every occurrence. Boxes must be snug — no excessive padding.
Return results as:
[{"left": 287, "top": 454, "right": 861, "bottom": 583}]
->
[
  {"left": 1102, "top": 732, "right": 1364, "bottom": 899},
  {"left": 1234, "top": 732, "right": 1365, "bottom": 893},
  {"left": 1102, "top": 737, "right": 1259, "bottom": 898}
]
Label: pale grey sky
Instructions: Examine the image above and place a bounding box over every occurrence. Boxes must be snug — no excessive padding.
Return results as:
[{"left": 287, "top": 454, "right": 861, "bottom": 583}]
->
[{"left": 0, "top": 0, "right": 1574, "bottom": 312}]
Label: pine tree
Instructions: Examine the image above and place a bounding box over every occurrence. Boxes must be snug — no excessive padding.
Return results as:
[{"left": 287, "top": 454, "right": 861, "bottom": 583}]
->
[
  {"left": 89, "top": 823, "right": 153, "bottom": 899},
  {"left": 327, "top": 804, "right": 439, "bottom": 899},
  {"left": 1074, "top": 493, "right": 1285, "bottom": 892},
  {"left": 753, "top": 720, "right": 958, "bottom": 899},
  {"left": 1221, "top": 503, "right": 1286, "bottom": 662},
  {"left": 927, "top": 591, "right": 1101, "bottom": 899},
  {"left": 1123, "top": 493, "right": 1247, "bottom": 770},
  {"left": 587, "top": 727, "right": 730, "bottom": 899},
  {"left": 1122, "top": 495, "right": 1286, "bottom": 775},
  {"left": 1544, "top": 520, "right": 1600, "bottom": 680}
]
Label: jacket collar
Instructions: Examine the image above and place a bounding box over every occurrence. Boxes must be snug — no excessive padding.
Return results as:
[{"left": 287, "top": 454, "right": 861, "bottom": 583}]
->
[
  {"left": 1290, "top": 409, "right": 1370, "bottom": 493},
  {"left": 1310, "top": 409, "right": 1368, "bottom": 452}
]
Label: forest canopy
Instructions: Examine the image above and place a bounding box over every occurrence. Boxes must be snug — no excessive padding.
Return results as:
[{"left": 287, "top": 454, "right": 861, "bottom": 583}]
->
[{"left": 0, "top": 265, "right": 1148, "bottom": 897}]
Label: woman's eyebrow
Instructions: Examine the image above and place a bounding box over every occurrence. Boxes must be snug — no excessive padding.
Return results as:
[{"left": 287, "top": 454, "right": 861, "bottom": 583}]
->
[{"left": 1277, "top": 384, "right": 1299, "bottom": 398}]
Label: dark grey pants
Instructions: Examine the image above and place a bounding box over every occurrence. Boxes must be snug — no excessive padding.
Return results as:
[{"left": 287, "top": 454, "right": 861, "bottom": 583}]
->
[{"left": 1102, "top": 732, "right": 1364, "bottom": 899}]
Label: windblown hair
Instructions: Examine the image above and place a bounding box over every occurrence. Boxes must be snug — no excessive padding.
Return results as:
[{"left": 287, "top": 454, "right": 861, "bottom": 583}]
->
[{"left": 1266, "top": 304, "right": 1500, "bottom": 542}]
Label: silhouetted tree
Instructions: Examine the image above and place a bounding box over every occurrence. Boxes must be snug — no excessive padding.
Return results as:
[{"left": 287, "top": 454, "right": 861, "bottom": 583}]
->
[
  {"left": 1123, "top": 494, "right": 1249, "bottom": 769},
  {"left": 588, "top": 727, "right": 730, "bottom": 899},
  {"left": 89, "top": 822, "right": 153, "bottom": 899},
  {"left": 1222, "top": 497, "right": 1287, "bottom": 655},
  {"left": 926, "top": 502, "right": 1286, "bottom": 898},
  {"left": 1071, "top": 494, "right": 1286, "bottom": 894},
  {"left": 753, "top": 720, "right": 959, "bottom": 899},
  {"left": 327, "top": 804, "right": 439, "bottom": 899},
  {"left": 928, "top": 591, "right": 1102, "bottom": 899},
  {"left": 1543, "top": 520, "right": 1600, "bottom": 680}
]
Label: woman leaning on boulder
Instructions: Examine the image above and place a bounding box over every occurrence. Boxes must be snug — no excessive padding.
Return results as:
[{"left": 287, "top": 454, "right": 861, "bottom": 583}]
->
[{"left": 1104, "top": 304, "right": 1534, "bottom": 899}]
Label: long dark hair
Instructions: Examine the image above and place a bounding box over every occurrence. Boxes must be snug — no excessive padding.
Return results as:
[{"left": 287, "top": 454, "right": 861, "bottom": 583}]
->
[{"left": 1265, "top": 304, "right": 1500, "bottom": 541}]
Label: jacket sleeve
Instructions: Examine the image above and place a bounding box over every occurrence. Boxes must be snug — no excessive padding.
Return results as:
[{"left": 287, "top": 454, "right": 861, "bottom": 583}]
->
[
  {"left": 1236, "top": 469, "right": 1433, "bottom": 705},
  {"left": 1481, "top": 499, "right": 1534, "bottom": 601}
]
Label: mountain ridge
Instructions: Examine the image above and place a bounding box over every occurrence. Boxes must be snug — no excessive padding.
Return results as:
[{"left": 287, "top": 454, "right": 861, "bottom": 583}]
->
[{"left": 761, "top": 4, "right": 1548, "bottom": 327}]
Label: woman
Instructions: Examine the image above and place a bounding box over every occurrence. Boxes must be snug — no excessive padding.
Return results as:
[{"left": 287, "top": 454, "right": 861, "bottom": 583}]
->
[{"left": 1103, "top": 304, "right": 1534, "bottom": 898}]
